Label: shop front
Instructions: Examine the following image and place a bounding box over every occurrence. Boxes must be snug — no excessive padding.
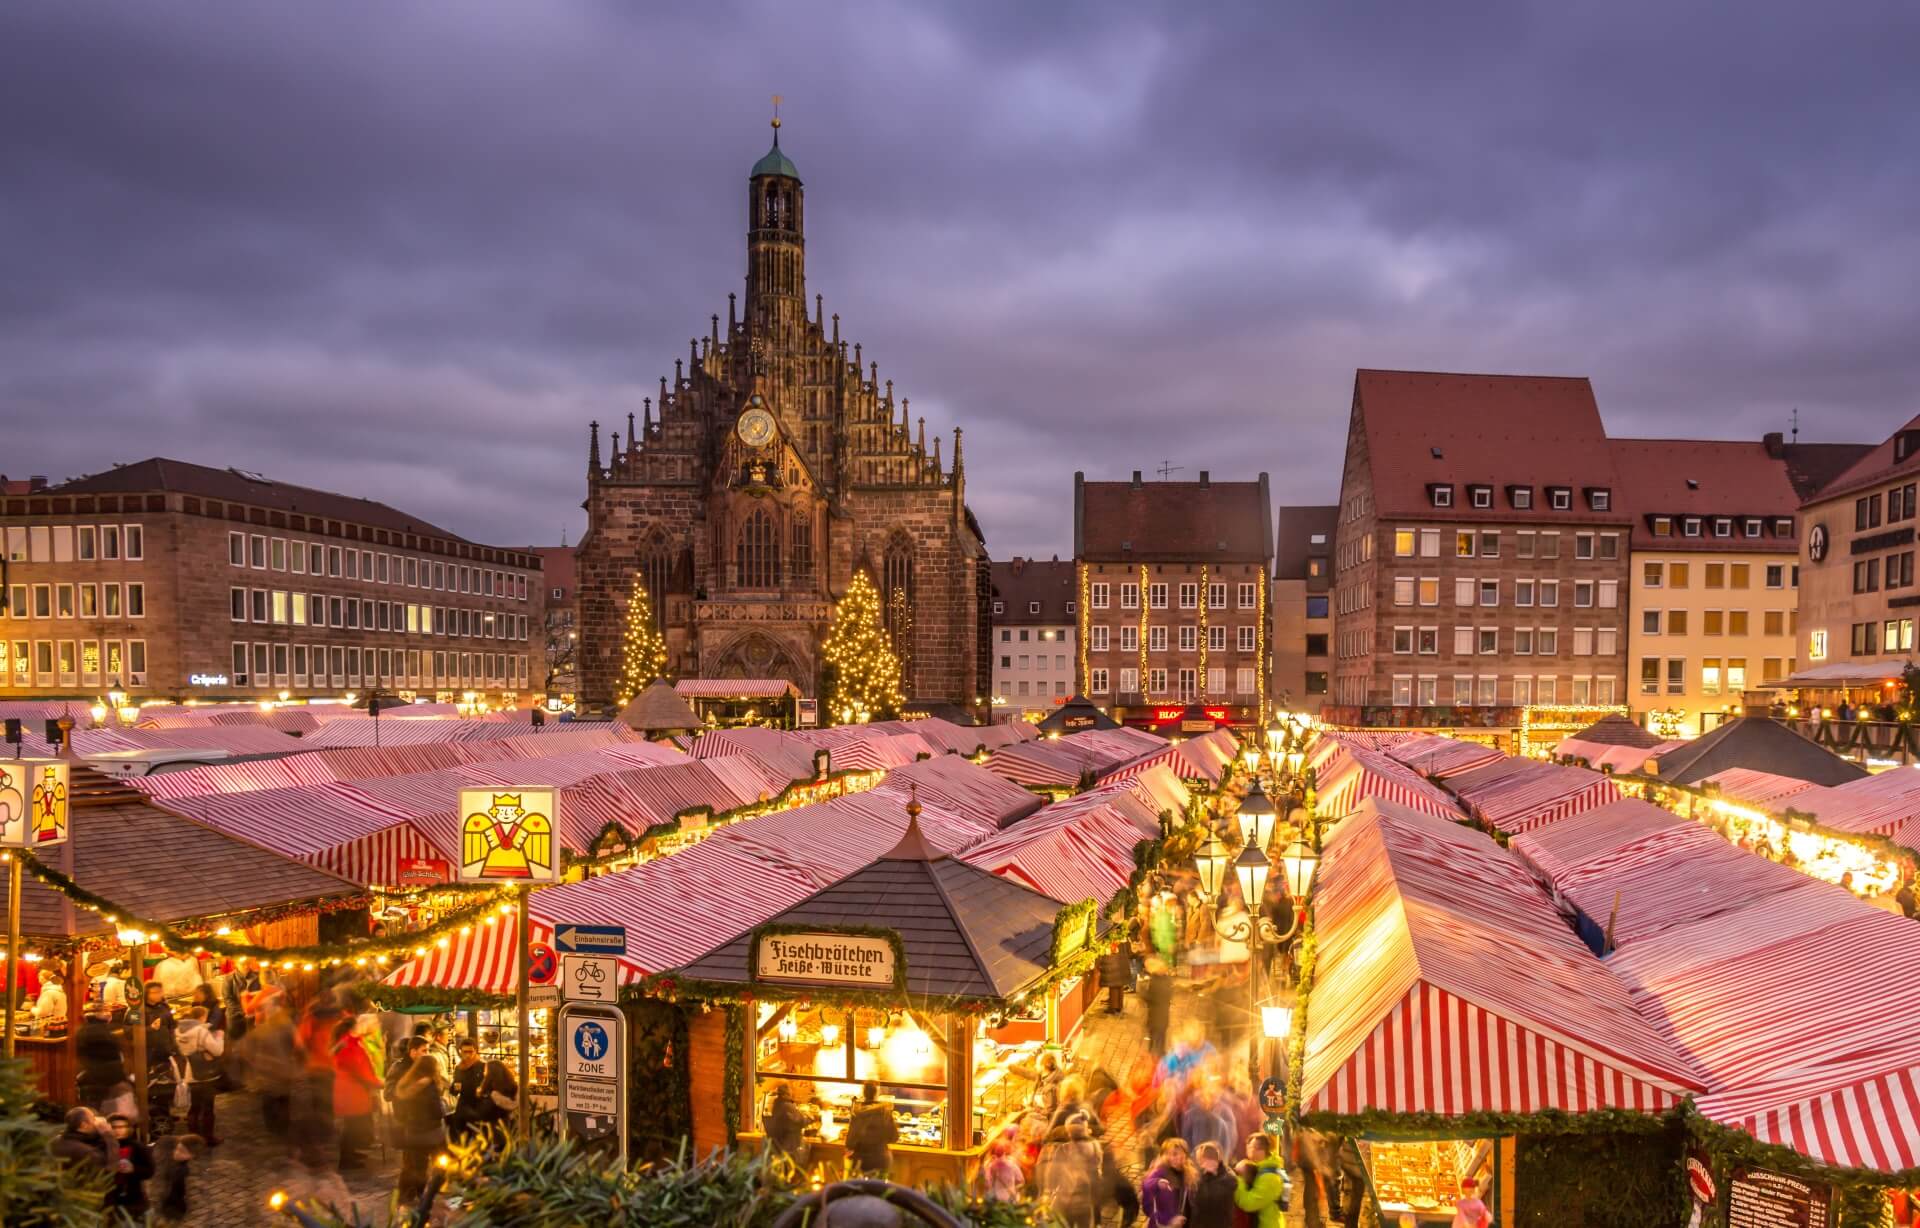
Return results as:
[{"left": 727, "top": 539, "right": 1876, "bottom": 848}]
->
[{"left": 669, "top": 807, "right": 1101, "bottom": 1185}]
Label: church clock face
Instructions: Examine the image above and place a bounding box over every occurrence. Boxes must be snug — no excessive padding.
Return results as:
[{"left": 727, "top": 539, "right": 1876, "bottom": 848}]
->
[{"left": 736, "top": 400, "right": 777, "bottom": 448}]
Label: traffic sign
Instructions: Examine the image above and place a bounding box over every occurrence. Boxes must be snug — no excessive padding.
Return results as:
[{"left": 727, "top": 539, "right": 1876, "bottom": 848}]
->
[
  {"left": 527, "top": 943, "right": 558, "bottom": 986},
  {"left": 554, "top": 924, "right": 626, "bottom": 955},
  {"left": 563, "top": 954, "right": 618, "bottom": 1003},
  {"left": 558, "top": 1003, "right": 627, "bottom": 1165},
  {"left": 529, "top": 985, "right": 560, "bottom": 1010}
]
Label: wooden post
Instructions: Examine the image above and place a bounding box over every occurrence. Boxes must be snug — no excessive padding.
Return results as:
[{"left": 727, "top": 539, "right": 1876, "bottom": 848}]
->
[
  {"left": 515, "top": 884, "right": 531, "bottom": 1137},
  {"left": 3, "top": 854, "right": 19, "bottom": 1059},
  {"left": 945, "top": 1013, "right": 972, "bottom": 1151},
  {"left": 739, "top": 996, "right": 757, "bottom": 1140}
]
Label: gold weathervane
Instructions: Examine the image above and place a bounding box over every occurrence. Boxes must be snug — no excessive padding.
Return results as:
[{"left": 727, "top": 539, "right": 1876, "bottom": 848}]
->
[{"left": 771, "top": 94, "right": 782, "bottom": 132}]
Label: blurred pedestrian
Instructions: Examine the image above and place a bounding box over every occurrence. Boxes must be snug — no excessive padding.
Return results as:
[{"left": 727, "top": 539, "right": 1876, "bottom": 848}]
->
[
  {"left": 152, "top": 1132, "right": 205, "bottom": 1221},
  {"left": 846, "top": 1082, "right": 898, "bottom": 1177},
  {"left": 1188, "top": 1141, "right": 1237, "bottom": 1228},
  {"left": 74, "top": 1004, "right": 128, "bottom": 1110},
  {"left": 175, "top": 1005, "right": 226, "bottom": 1146},
  {"left": 333, "top": 1014, "right": 382, "bottom": 1170},
  {"left": 392, "top": 1053, "right": 447, "bottom": 1205},
  {"left": 102, "top": 1112, "right": 154, "bottom": 1220}
]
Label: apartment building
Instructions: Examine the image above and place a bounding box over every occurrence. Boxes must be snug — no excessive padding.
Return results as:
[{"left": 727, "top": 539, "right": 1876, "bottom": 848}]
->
[
  {"left": 1798, "top": 416, "right": 1920, "bottom": 680},
  {"left": 535, "top": 545, "right": 578, "bottom": 707},
  {"left": 0, "top": 459, "right": 543, "bottom": 703},
  {"left": 1074, "top": 470, "right": 1273, "bottom": 729},
  {"left": 1330, "top": 371, "right": 1633, "bottom": 723},
  {"left": 989, "top": 556, "right": 1076, "bottom": 722},
  {"left": 1273, "top": 505, "right": 1335, "bottom": 714}
]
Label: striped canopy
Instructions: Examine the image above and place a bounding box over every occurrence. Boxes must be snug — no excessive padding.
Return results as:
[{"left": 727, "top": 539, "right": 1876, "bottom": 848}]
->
[
  {"left": 1780, "top": 769, "right": 1920, "bottom": 852},
  {"left": 1301, "top": 799, "right": 1705, "bottom": 1117},
  {"left": 1316, "top": 744, "right": 1465, "bottom": 824},
  {"left": 960, "top": 784, "right": 1153, "bottom": 905},
  {"left": 1381, "top": 734, "right": 1505, "bottom": 780},
  {"left": 1697, "top": 767, "right": 1819, "bottom": 810},
  {"left": 1447, "top": 758, "right": 1620, "bottom": 835}
]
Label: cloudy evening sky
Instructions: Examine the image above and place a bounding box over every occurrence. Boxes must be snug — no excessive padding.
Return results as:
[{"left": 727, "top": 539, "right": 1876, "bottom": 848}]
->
[{"left": 4, "top": 2, "right": 1918, "bottom": 558}]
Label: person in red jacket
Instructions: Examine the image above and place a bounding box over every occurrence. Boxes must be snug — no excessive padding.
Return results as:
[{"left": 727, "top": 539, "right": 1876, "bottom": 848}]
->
[{"left": 332, "top": 1014, "right": 382, "bottom": 1170}]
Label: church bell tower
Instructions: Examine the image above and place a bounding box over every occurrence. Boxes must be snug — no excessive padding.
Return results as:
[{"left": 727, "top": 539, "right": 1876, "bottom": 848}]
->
[{"left": 745, "top": 102, "right": 805, "bottom": 336}]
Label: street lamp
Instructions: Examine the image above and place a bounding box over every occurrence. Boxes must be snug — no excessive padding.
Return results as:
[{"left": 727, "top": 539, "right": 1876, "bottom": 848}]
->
[
  {"left": 1193, "top": 831, "right": 1232, "bottom": 899},
  {"left": 1265, "top": 716, "right": 1287, "bottom": 759},
  {"left": 1236, "top": 779, "right": 1278, "bottom": 851},
  {"left": 1209, "top": 835, "right": 1320, "bottom": 1087}
]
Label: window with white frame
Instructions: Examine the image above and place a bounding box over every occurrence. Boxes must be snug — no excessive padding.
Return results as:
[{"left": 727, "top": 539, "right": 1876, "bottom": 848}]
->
[
  {"left": 1235, "top": 667, "right": 1255, "bottom": 694},
  {"left": 1207, "top": 582, "right": 1226, "bottom": 609},
  {"left": 1091, "top": 668, "right": 1109, "bottom": 694},
  {"left": 1417, "top": 675, "right": 1438, "bottom": 705},
  {"left": 1392, "top": 675, "right": 1413, "bottom": 705},
  {"left": 1514, "top": 628, "right": 1534, "bottom": 655},
  {"left": 1394, "top": 627, "right": 1414, "bottom": 654},
  {"left": 1538, "top": 627, "right": 1559, "bottom": 654},
  {"left": 1207, "top": 625, "right": 1225, "bottom": 652},
  {"left": 1597, "top": 627, "right": 1617, "bottom": 655},
  {"left": 1479, "top": 580, "right": 1498, "bottom": 607},
  {"left": 1237, "top": 626, "right": 1255, "bottom": 652},
  {"left": 1454, "top": 627, "right": 1475, "bottom": 655},
  {"left": 1419, "top": 528, "right": 1441, "bottom": 557},
  {"left": 1178, "top": 625, "right": 1196, "bottom": 652},
  {"left": 1238, "top": 582, "right": 1256, "bottom": 608},
  {"left": 1178, "top": 583, "right": 1197, "bottom": 609},
  {"left": 1149, "top": 668, "right": 1167, "bottom": 694},
  {"left": 1149, "top": 625, "right": 1166, "bottom": 652},
  {"left": 1477, "top": 675, "right": 1497, "bottom": 706},
  {"left": 1540, "top": 580, "right": 1560, "bottom": 607},
  {"left": 1394, "top": 577, "right": 1415, "bottom": 606},
  {"left": 1598, "top": 579, "right": 1618, "bottom": 608},
  {"left": 1515, "top": 579, "right": 1535, "bottom": 607},
  {"left": 1418, "top": 627, "right": 1438, "bottom": 654},
  {"left": 229, "top": 532, "right": 245, "bottom": 566},
  {"left": 1090, "top": 626, "right": 1109, "bottom": 652},
  {"left": 1149, "top": 583, "right": 1167, "bottom": 609},
  {"left": 1454, "top": 577, "right": 1475, "bottom": 606},
  {"left": 1573, "top": 627, "right": 1594, "bottom": 656},
  {"left": 1513, "top": 676, "right": 1533, "bottom": 705},
  {"left": 1478, "top": 628, "right": 1497, "bottom": 654},
  {"left": 1575, "top": 580, "right": 1594, "bottom": 607}
]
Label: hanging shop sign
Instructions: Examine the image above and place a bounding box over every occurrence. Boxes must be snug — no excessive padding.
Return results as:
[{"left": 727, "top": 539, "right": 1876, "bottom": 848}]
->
[
  {"left": 456, "top": 787, "right": 559, "bottom": 882},
  {"left": 188, "top": 673, "right": 230, "bottom": 688},
  {"left": 751, "top": 928, "right": 900, "bottom": 989},
  {"left": 0, "top": 759, "right": 69, "bottom": 848},
  {"left": 796, "top": 698, "right": 818, "bottom": 728},
  {"left": 558, "top": 1002, "right": 627, "bottom": 1166},
  {"left": 1727, "top": 1167, "right": 1832, "bottom": 1228},
  {"left": 395, "top": 856, "right": 451, "bottom": 885}
]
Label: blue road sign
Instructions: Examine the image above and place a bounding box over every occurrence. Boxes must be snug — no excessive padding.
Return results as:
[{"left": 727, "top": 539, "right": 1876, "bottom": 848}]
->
[
  {"left": 572, "top": 1020, "right": 609, "bottom": 1062},
  {"left": 554, "top": 924, "right": 626, "bottom": 954}
]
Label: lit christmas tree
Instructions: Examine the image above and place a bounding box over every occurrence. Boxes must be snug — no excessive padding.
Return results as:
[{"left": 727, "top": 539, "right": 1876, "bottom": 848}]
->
[
  {"left": 616, "top": 572, "right": 668, "bottom": 706},
  {"left": 821, "top": 569, "right": 904, "bottom": 722}
]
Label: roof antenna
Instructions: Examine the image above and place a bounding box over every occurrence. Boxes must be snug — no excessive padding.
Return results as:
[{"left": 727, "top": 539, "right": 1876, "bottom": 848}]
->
[
  {"left": 1790, "top": 406, "right": 1799, "bottom": 444},
  {"left": 1156, "top": 460, "right": 1184, "bottom": 481}
]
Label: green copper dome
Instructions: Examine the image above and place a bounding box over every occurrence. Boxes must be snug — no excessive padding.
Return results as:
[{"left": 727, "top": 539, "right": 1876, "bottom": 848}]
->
[{"left": 751, "top": 136, "right": 800, "bottom": 181}]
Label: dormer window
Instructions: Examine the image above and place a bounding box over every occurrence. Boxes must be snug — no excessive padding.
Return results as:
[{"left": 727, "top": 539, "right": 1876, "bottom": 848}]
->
[
  {"left": 1713, "top": 518, "right": 1732, "bottom": 537},
  {"left": 1468, "top": 485, "right": 1493, "bottom": 509},
  {"left": 1028, "top": 601, "right": 1040, "bottom": 615},
  {"left": 1508, "top": 486, "right": 1533, "bottom": 510},
  {"left": 1429, "top": 484, "right": 1454, "bottom": 508},
  {"left": 1773, "top": 517, "right": 1793, "bottom": 536},
  {"left": 1683, "top": 517, "right": 1702, "bottom": 537},
  {"left": 1547, "top": 487, "right": 1572, "bottom": 511},
  {"left": 1744, "top": 518, "right": 1762, "bottom": 537},
  {"left": 1065, "top": 601, "right": 1076, "bottom": 614},
  {"left": 992, "top": 601, "right": 1005, "bottom": 615},
  {"left": 1586, "top": 487, "right": 1612, "bottom": 511},
  {"left": 1651, "top": 516, "right": 1672, "bottom": 537}
]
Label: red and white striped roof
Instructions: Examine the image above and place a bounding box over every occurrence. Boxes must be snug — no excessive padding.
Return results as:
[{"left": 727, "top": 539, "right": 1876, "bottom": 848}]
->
[
  {"left": 1301, "top": 799, "right": 1705, "bottom": 1117},
  {"left": 77, "top": 725, "right": 307, "bottom": 757},
  {"left": 673, "top": 678, "right": 800, "bottom": 699},
  {"left": 1447, "top": 758, "right": 1620, "bottom": 834},
  {"left": 1381, "top": 734, "right": 1506, "bottom": 780},
  {"left": 960, "top": 783, "right": 1157, "bottom": 904},
  {"left": 1316, "top": 745, "right": 1464, "bottom": 824},
  {"left": 1697, "top": 767, "right": 1819, "bottom": 810}
]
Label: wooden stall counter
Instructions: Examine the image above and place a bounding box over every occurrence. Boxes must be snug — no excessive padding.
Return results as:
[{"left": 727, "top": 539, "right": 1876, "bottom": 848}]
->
[
  {"left": 734, "top": 1130, "right": 989, "bottom": 1188},
  {"left": 16, "top": 1034, "right": 75, "bottom": 1105}
]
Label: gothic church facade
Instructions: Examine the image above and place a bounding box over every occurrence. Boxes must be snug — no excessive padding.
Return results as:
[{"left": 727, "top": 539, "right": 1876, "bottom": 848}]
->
[{"left": 577, "top": 123, "right": 990, "bottom": 712}]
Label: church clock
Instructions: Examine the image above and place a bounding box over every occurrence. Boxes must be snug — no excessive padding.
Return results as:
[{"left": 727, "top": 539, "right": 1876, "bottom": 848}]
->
[{"left": 736, "top": 395, "right": 777, "bottom": 448}]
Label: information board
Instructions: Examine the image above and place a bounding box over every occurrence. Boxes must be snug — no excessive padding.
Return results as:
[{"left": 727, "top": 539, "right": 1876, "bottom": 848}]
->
[
  {"left": 1728, "top": 1168, "right": 1832, "bottom": 1228},
  {"left": 557, "top": 1003, "right": 627, "bottom": 1165}
]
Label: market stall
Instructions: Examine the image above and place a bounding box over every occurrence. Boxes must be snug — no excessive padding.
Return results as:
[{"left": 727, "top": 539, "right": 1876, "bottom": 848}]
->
[
  {"left": 673, "top": 678, "right": 801, "bottom": 728},
  {"left": 1314, "top": 743, "right": 1465, "bottom": 825},
  {"left": 1444, "top": 757, "right": 1620, "bottom": 835},
  {"left": 0, "top": 764, "right": 365, "bottom": 1102},
  {"left": 1296, "top": 798, "right": 1706, "bottom": 1224},
  {"left": 670, "top": 801, "right": 1102, "bottom": 1186},
  {"left": 1380, "top": 733, "right": 1505, "bottom": 780}
]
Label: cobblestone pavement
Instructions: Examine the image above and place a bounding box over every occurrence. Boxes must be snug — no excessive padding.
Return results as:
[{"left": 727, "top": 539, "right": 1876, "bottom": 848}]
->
[{"left": 168, "top": 1091, "right": 404, "bottom": 1227}]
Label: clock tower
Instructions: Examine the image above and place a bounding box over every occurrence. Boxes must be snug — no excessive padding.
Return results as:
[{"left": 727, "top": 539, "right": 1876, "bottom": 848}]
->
[{"left": 574, "top": 115, "right": 990, "bottom": 714}]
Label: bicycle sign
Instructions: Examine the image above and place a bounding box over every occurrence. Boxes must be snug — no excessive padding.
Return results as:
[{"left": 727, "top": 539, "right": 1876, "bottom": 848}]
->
[{"left": 563, "top": 954, "right": 617, "bottom": 1003}]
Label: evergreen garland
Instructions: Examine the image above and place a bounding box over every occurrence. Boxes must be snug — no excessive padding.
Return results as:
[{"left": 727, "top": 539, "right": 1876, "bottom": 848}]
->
[
  {"left": 0, "top": 1056, "right": 111, "bottom": 1227},
  {"left": 723, "top": 1004, "right": 746, "bottom": 1149},
  {"left": 820, "top": 570, "right": 905, "bottom": 722},
  {"left": 615, "top": 572, "right": 668, "bottom": 707}
]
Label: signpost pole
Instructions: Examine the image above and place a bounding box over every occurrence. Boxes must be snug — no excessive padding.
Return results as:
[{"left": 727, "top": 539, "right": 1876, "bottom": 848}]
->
[
  {"left": 3, "top": 854, "right": 20, "bottom": 1059},
  {"left": 516, "top": 882, "right": 531, "bottom": 1138}
]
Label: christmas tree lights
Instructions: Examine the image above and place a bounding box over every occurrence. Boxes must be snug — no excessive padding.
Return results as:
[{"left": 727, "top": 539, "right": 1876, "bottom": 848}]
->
[
  {"left": 616, "top": 572, "right": 669, "bottom": 706},
  {"left": 822, "top": 569, "right": 904, "bottom": 722}
]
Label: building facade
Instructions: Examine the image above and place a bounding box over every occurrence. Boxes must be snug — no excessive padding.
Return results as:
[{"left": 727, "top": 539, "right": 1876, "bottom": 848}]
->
[
  {"left": 1273, "top": 505, "right": 1335, "bottom": 715},
  {"left": 1614, "top": 434, "right": 1867, "bottom": 737},
  {"left": 534, "top": 545, "right": 577, "bottom": 708},
  {"left": 989, "top": 557, "right": 1076, "bottom": 722},
  {"left": 1330, "top": 371, "right": 1633, "bottom": 725},
  {"left": 576, "top": 123, "right": 988, "bottom": 712},
  {"left": 0, "top": 459, "right": 543, "bottom": 703},
  {"left": 1796, "top": 417, "right": 1920, "bottom": 683},
  {"left": 1073, "top": 471, "right": 1273, "bottom": 729}
]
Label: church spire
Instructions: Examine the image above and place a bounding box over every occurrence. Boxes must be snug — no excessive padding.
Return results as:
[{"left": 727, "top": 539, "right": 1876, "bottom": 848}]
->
[
  {"left": 746, "top": 99, "right": 804, "bottom": 333},
  {"left": 588, "top": 420, "right": 601, "bottom": 475}
]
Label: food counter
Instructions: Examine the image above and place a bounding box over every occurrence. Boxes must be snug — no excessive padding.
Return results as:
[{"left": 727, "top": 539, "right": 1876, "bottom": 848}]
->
[{"left": 1359, "top": 1136, "right": 1505, "bottom": 1227}]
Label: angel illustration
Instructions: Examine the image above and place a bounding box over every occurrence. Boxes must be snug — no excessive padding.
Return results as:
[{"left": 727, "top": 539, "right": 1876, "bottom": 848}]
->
[{"left": 461, "top": 792, "right": 553, "bottom": 879}]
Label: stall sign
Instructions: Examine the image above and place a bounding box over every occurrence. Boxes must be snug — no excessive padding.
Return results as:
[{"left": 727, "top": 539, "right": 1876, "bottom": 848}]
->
[
  {"left": 457, "top": 787, "right": 559, "bottom": 882},
  {"left": 1257, "top": 1075, "right": 1286, "bottom": 1116},
  {"left": 752, "top": 929, "right": 900, "bottom": 989},
  {"left": 1153, "top": 708, "right": 1185, "bottom": 724},
  {"left": 1181, "top": 720, "right": 1214, "bottom": 733},
  {"left": 0, "top": 759, "right": 68, "bottom": 848},
  {"left": 189, "top": 673, "right": 229, "bottom": 688},
  {"left": 1052, "top": 905, "right": 1097, "bottom": 964},
  {"left": 1687, "top": 1153, "right": 1717, "bottom": 1205},
  {"left": 796, "top": 698, "right": 818, "bottom": 728},
  {"left": 395, "top": 856, "right": 450, "bottom": 885},
  {"left": 1062, "top": 714, "right": 1096, "bottom": 730},
  {"left": 558, "top": 1002, "right": 627, "bottom": 1166},
  {"left": 562, "top": 954, "right": 618, "bottom": 1003},
  {"left": 1728, "top": 1167, "right": 1832, "bottom": 1227}
]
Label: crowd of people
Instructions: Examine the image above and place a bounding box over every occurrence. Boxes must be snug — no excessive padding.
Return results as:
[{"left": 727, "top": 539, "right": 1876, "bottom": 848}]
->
[{"left": 32, "top": 951, "right": 523, "bottom": 1216}]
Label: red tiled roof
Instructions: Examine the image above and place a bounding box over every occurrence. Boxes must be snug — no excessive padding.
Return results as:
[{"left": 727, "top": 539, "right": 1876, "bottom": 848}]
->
[
  {"left": 1350, "top": 370, "right": 1625, "bottom": 522},
  {"left": 1607, "top": 439, "right": 1803, "bottom": 551},
  {"left": 1075, "top": 474, "right": 1272, "bottom": 562},
  {"left": 991, "top": 557, "right": 1075, "bottom": 624},
  {"left": 1777, "top": 442, "right": 1878, "bottom": 502},
  {"left": 1275, "top": 505, "right": 1337, "bottom": 579},
  {"left": 1800, "top": 414, "right": 1920, "bottom": 507},
  {"left": 46, "top": 458, "right": 489, "bottom": 549}
]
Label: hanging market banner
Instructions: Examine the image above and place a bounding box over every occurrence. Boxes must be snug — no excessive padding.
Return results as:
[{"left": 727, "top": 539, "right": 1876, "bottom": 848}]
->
[
  {"left": 1727, "top": 1167, "right": 1832, "bottom": 1228},
  {"left": 751, "top": 927, "right": 900, "bottom": 989},
  {"left": 0, "top": 759, "right": 68, "bottom": 848},
  {"left": 458, "top": 786, "right": 559, "bottom": 882}
]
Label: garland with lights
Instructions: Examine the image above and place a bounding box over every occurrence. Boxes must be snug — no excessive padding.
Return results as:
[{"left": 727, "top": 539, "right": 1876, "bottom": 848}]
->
[
  {"left": 1138, "top": 563, "right": 1150, "bottom": 697},
  {"left": 16, "top": 848, "right": 514, "bottom": 966},
  {"left": 615, "top": 572, "right": 669, "bottom": 707},
  {"left": 820, "top": 569, "right": 904, "bottom": 722},
  {"left": 1076, "top": 562, "right": 1091, "bottom": 696},
  {"left": 1198, "top": 563, "right": 1210, "bottom": 697}
]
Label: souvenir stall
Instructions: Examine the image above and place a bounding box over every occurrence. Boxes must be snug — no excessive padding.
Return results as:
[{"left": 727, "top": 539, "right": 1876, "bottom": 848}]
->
[
  {"left": 1296, "top": 799, "right": 1705, "bottom": 1225},
  {"left": 0, "top": 764, "right": 365, "bottom": 1102},
  {"left": 674, "top": 679, "right": 801, "bottom": 728},
  {"left": 667, "top": 802, "right": 1103, "bottom": 1186}
]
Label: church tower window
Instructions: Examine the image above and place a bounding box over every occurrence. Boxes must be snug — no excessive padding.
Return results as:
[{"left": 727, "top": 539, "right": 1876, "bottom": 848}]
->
[
  {"left": 736, "top": 508, "right": 781, "bottom": 590},
  {"left": 791, "top": 516, "right": 814, "bottom": 587}
]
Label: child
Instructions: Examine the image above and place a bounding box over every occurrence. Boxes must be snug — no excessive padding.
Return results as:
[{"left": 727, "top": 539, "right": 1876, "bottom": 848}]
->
[
  {"left": 1453, "top": 1177, "right": 1491, "bottom": 1228},
  {"left": 152, "top": 1133, "right": 206, "bottom": 1221}
]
